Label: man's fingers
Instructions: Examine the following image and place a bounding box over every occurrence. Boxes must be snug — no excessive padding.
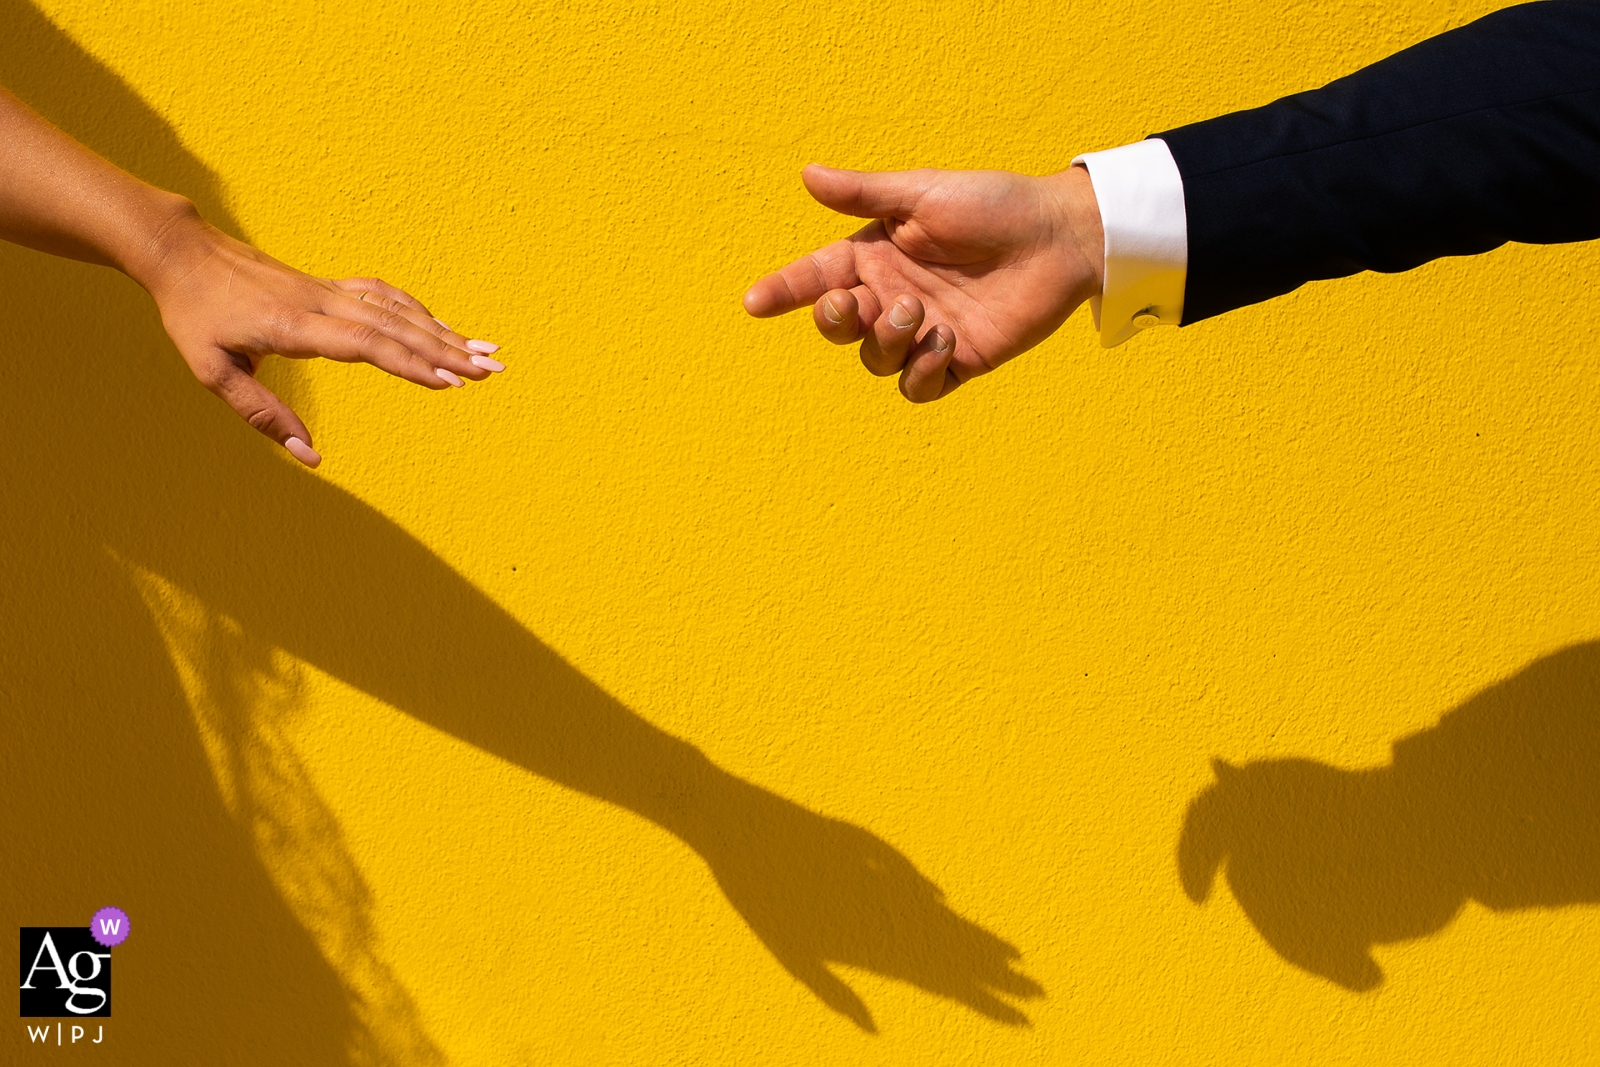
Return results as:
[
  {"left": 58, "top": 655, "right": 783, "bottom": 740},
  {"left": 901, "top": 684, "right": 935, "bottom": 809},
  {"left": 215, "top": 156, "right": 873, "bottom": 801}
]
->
[
  {"left": 743, "top": 237, "right": 862, "bottom": 317},
  {"left": 271, "top": 311, "right": 451, "bottom": 390},
  {"left": 801, "top": 164, "right": 931, "bottom": 219},
  {"left": 898, "top": 325, "right": 959, "bottom": 403},
  {"left": 205, "top": 359, "right": 322, "bottom": 467},
  {"left": 859, "top": 296, "right": 924, "bottom": 376},
  {"left": 812, "top": 285, "right": 888, "bottom": 346},
  {"left": 813, "top": 289, "right": 860, "bottom": 344}
]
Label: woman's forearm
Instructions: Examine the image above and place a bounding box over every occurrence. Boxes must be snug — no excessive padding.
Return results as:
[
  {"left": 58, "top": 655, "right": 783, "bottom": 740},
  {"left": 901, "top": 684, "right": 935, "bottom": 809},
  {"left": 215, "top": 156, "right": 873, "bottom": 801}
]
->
[{"left": 0, "top": 85, "right": 195, "bottom": 290}]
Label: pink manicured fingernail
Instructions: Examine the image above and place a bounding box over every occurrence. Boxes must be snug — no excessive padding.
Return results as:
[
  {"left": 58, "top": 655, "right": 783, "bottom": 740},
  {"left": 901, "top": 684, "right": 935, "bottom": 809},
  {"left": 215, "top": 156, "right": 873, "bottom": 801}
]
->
[
  {"left": 433, "top": 317, "right": 453, "bottom": 331},
  {"left": 285, "top": 437, "right": 322, "bottom": 468},
  {"left": 466, "top": 339, "right": 499, "bottom": 354},
  {"left": 436, "top": 368, "right": 465, "bottom": 388},
  {"left": 470, "top": 354, "right": 505, "bottom": 373}
]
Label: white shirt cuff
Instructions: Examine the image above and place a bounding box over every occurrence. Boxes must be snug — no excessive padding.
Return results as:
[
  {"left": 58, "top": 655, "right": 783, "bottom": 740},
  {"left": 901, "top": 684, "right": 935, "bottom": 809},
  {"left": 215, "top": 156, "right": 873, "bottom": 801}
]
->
[{"left": 1073, "top": 138, "right": 1188, "bottom": 348}]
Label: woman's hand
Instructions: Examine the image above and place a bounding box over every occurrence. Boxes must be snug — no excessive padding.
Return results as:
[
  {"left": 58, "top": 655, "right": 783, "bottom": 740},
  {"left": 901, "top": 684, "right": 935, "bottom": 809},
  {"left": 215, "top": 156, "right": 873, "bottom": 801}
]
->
[
  {"left": 0, "top": 85, "right": 504, "bottom": 468},
  {"left": 139, "top": 204, "right": 504, "bottom": 468},
  {"left": 742, "top": 164, "right": 1103, "bottom": 402}
]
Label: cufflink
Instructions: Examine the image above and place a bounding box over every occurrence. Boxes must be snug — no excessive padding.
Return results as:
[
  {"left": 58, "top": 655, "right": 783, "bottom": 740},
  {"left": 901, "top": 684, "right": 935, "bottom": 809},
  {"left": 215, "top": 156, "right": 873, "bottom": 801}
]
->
[{"left": 1132, "top": 308, "right": 1161, "bottom": 330}]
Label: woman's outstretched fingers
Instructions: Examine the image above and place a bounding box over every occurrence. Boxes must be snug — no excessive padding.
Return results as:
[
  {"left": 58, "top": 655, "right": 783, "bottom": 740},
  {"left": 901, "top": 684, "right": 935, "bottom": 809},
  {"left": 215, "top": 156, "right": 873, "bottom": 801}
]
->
[
  {"left": 205, "top": 358, "right": 322, "bottom": 467},
  {"left": 331, "top": 278, "right": 506, "bottom": 375},
  {"left": 333, "top": 276, "right": 433, "bottom": 317},
  {"left": 860, "top": 296, "right": 924, "bottom": 376},
  {"left": 330, "top": 292, "right": 489, "bottom": 381},
  {"left": 898, "top": 325, "right": 958, "bottom": 403},
  {"left": 813, "top": 289, "right": 861, "bottom": 344},
  {"left": 274, "top": 310, "right": 449, "bottom": 389}
]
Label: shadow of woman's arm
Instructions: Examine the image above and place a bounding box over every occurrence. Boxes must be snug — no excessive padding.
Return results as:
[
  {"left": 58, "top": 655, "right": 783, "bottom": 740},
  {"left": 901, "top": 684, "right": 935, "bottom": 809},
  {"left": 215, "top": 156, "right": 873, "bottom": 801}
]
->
[
  {"left": 0, "top": 0, "right": 1040, "bottom": 1027},
  {"left": 112, "top": 436, "right": 1041, "bottom": 1030}
]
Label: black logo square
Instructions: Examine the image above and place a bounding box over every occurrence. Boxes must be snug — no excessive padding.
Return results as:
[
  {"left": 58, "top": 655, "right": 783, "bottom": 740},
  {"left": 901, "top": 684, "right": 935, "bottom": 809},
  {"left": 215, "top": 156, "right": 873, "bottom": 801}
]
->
[{"left": 19, "top": 928, "right": 111, "bottom": 1018}]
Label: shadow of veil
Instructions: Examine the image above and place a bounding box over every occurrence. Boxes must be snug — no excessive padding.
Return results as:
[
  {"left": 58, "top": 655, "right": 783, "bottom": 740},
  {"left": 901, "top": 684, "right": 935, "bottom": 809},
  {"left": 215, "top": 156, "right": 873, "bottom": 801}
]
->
[
  {"left": 0, "top": 1, "right": 1040, "bottom": 1051},
  {"left": 1179, "top": 642, "right": 1600, "bottom": 990}
]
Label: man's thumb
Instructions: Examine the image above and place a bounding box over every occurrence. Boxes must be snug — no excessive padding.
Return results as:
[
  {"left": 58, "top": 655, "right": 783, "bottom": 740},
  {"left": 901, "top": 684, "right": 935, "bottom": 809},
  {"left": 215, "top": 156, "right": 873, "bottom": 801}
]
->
[{"left": 801, "top": 164, "right": 930, "bottom": 219}]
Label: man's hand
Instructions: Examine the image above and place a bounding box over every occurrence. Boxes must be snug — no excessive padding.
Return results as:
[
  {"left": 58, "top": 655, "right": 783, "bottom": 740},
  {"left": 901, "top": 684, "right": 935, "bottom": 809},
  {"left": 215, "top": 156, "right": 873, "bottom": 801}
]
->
[
  {"left": 742, "top": 164, "right": 1104, "bottom": 402},
  {"left": 138, "top": 206, "right": 505, "bottom": 468}
]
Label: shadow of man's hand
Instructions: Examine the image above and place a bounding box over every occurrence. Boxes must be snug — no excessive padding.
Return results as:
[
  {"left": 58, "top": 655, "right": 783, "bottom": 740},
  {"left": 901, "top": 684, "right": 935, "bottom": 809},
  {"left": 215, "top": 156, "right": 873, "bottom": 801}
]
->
[
  {"left": 677, "top": 773, "right": 1042, "bottom": 1032},
  {"left": 1178, "top": 639, "right": 1600, "bottom": 992},
  {"left": 1176, "top": 758, "right": 1459, "bottom": 990}
]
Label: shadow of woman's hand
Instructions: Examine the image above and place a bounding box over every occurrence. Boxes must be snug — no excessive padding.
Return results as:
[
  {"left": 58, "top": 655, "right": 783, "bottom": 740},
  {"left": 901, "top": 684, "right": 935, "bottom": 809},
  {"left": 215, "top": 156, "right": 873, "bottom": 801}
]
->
[{"left": 677, "top": 772, "right": 1043, "bottom": 1031}]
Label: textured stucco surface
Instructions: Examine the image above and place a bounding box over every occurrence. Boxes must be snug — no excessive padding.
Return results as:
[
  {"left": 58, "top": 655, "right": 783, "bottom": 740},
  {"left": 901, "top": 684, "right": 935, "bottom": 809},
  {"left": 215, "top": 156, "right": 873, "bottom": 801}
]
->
[{"left": 4, "top": 0, "right": 1600, "bottom": 1063}]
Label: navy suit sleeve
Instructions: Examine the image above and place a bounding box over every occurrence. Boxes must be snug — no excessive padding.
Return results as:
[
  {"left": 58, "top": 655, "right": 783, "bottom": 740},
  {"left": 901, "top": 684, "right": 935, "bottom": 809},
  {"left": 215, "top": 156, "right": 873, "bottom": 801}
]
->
[{"left": 1156, "top": 1, "right": 1600, "bottom": 325}]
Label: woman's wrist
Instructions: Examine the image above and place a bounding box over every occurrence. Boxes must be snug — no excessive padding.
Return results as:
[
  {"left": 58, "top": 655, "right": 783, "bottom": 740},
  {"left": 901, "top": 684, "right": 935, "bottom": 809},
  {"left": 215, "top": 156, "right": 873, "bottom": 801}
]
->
[{"left": 112, "top": 189, "right": 218, "bottom": 301}]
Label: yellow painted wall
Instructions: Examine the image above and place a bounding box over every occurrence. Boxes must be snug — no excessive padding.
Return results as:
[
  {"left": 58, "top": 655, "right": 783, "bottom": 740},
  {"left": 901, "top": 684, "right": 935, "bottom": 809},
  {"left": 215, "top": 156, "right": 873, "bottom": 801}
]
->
[{"left": 4, "top": 0, "right": 1600, "bottom": 1061}]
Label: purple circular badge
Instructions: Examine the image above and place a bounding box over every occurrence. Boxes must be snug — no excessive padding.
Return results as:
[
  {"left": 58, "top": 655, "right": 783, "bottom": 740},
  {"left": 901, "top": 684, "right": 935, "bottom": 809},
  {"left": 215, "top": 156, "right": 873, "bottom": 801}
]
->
[{"left": 90, "top": 907, "right": 129, "bottom": 948}]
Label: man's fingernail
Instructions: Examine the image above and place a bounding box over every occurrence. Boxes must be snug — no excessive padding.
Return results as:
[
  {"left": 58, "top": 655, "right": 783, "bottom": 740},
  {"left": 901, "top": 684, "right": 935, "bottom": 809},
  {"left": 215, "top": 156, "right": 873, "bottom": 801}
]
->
[
  {"left": 466, "top": 339, "right": 499, "bottom": 354},
  {"left": 285, "top": 437, "right": 322, "bottom": 468},
  {"left": 436, "top": 368, "right": 465, "bottom": 387},
  {"left": 433, "top": 317, "right": 453, "bottom": 331},
  {"left": 470, "top": 354, "right": 506, "bottom": 373},
  {"left": 931, "top": 331, "right": 950, "bottom": 353},
  {"left": 888, "top": 303, "right": 915, "bottom": 329},
  {"left": 822, "top": 297, "right": 843, "bottom": 325}
]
